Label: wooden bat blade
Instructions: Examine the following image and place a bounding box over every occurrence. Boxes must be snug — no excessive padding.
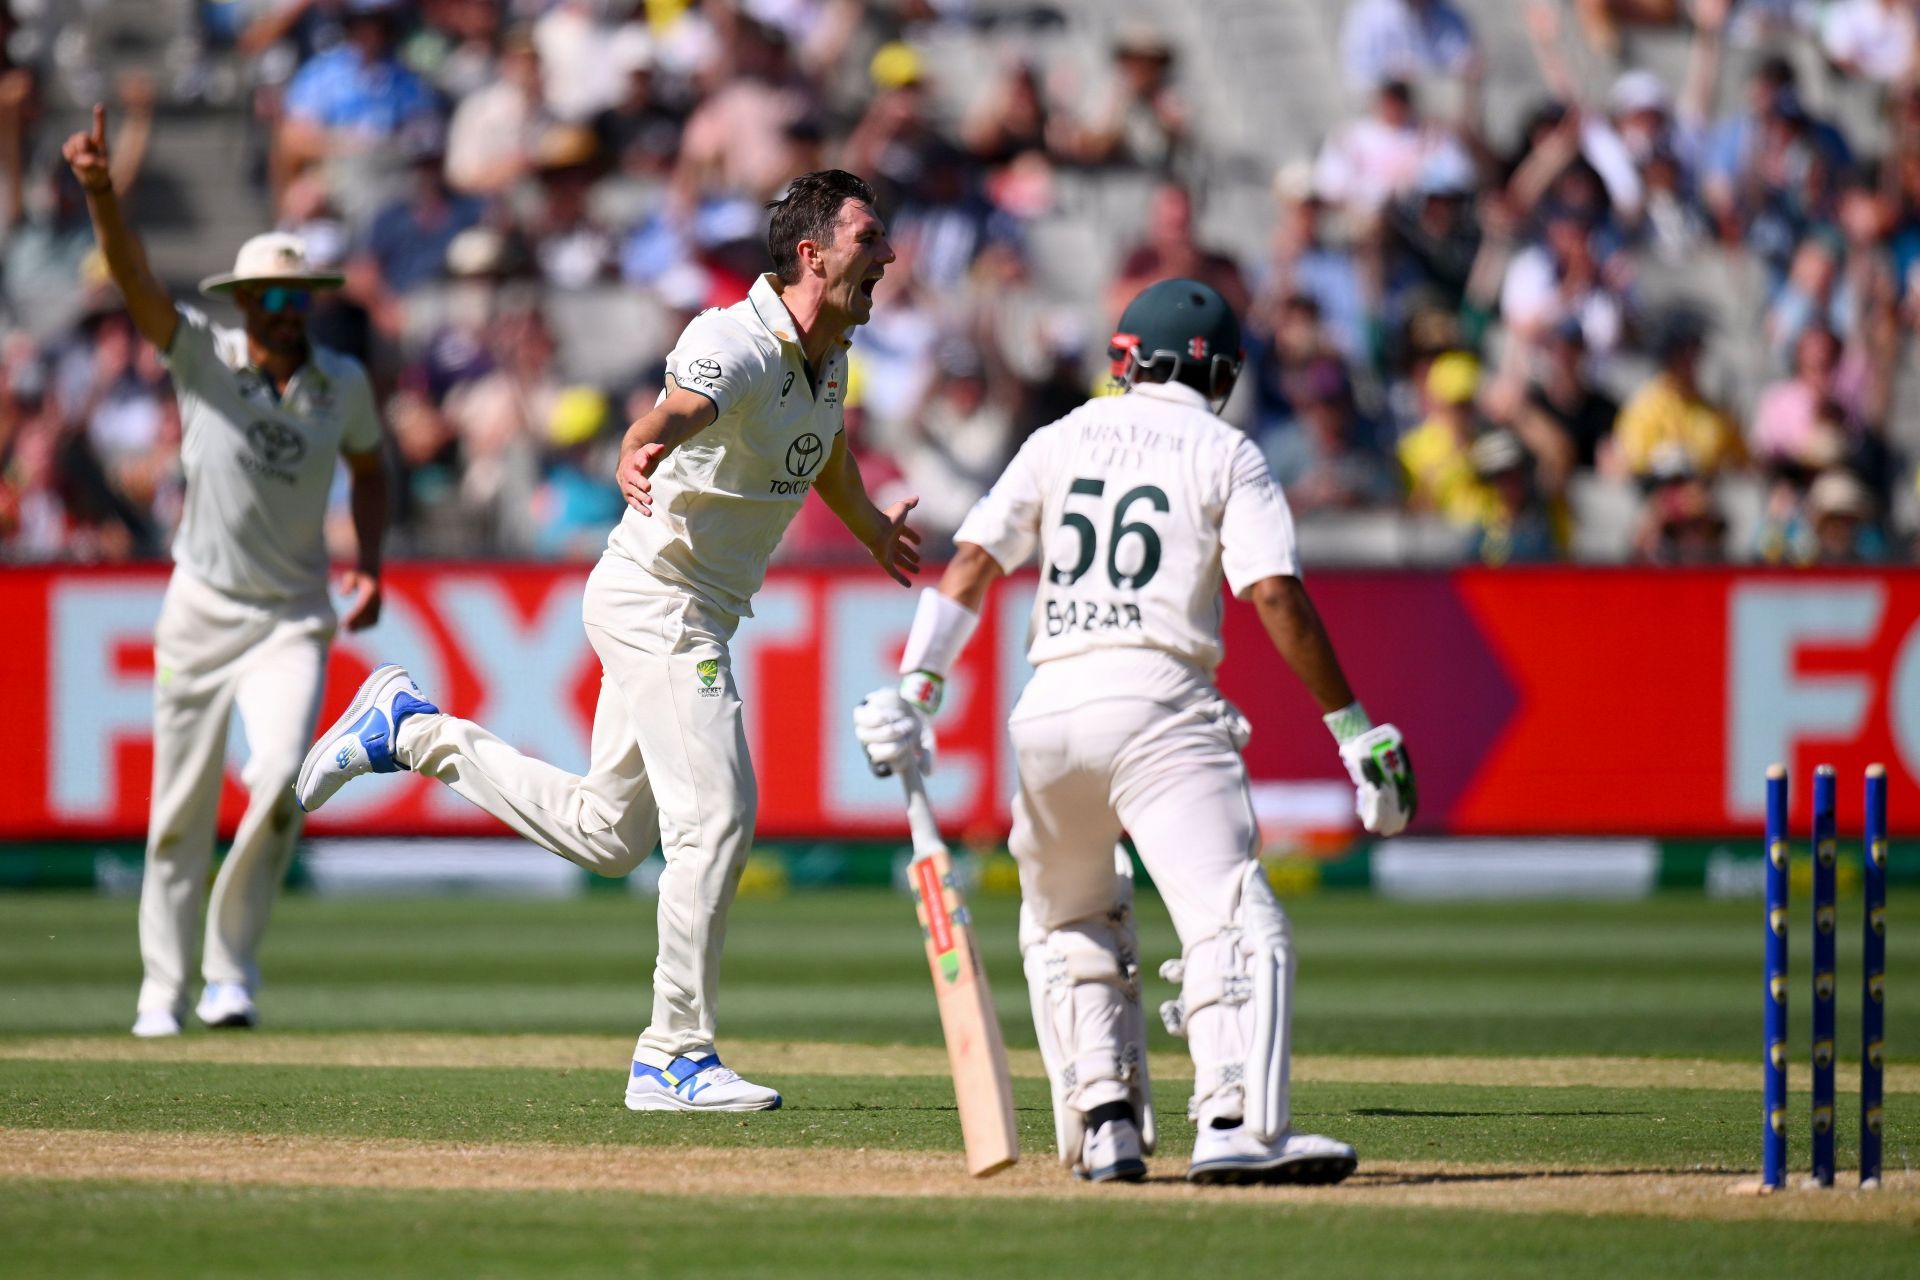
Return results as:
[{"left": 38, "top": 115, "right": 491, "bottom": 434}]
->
[{"left": 908, "top": 838, "right": 1018, "bottom": 1178}]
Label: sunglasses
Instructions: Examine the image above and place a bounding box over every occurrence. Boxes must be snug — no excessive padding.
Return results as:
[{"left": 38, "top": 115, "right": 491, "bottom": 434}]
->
[{"left": 257, "top": 287, "right": 314, "bottom": 315}]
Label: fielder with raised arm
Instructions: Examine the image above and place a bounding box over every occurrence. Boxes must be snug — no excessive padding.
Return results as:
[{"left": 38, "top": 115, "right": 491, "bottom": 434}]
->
[
  {"left": 63, "top": 106, "right": 390, "bottom": 1038},
  {"left": 297, "top": 170, "right": 920, "bottom": 1112},
  {"left": 854, "top": 279, "right": 1415, "bottom": 1184}
]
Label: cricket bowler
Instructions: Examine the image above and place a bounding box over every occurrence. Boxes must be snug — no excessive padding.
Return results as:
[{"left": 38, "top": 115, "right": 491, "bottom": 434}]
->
[
  {"left": 297, "top": 169, "right": 919, "bottom": 1111},
  {"left": 63, "top": 106, "right": 390, "bottom": 1038},
  {"left": 854, "top": 278, "right": 1416, "bottom": 1183}
]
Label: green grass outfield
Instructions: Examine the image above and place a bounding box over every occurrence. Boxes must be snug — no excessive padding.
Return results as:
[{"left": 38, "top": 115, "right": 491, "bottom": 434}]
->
[{"left": 2, "top": 889, "right": 1915, "bottom": 1276}]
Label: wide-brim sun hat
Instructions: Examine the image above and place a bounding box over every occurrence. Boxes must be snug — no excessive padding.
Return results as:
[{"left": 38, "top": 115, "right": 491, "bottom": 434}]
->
[{"left": 198, "top": 231, "right": 346, "bottom": 296}]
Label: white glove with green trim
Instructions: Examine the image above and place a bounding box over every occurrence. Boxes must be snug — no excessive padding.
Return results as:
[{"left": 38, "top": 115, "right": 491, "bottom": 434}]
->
[{"left": 1338, "top": 724, "right": 1416, "bottom": 837}]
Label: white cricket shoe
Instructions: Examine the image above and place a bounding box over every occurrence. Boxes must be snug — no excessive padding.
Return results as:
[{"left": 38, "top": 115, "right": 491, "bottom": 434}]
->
[
  {"left": 195, "top": 982, "right": 258, "bottom": 1029},
  {"left": 1079, "top": 1115, "right": 1148, "bottom": 1183},
  {"left": 131, "top": 1009, "right": 181, "bottom": 1038},
  {"left": 1187, "top": 1124, "right": 1358, "bottom": 1186},
  {"left": 296, "top": 664, "right": 439, "bottom": 812},
  {"left": 624, "top": 1054, "right": 783, "bottom": 1112}
]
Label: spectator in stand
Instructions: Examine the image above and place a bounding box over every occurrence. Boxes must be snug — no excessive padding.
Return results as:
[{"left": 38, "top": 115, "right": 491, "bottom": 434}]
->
[
  {"left": 1763, "top": 236, "right": 1848, "bottom": 371},
  {"left": 1703, "top": 75, "right": 1850, "bottom": 268},
  {"left": 354, "top": 125, "right": 483, "bottom": 302},
  {"left": 1106, "top": 183, "right": 1250, "bottom": 322},
  {"left": 1315, "top": 78, "right": 1464, "bottom": 217},
  {"left": 1614, "top": 312, "right": 1745, "bottom": 481},
  {"left": 1267, "top": 356, "right": 1400, "bottom": 513},
  {"left": 890, "top": 144, "right": 1001, "bottom": 294},
  {"left": 532, "top": 0, "right": 625, "bottom": 124},
  {"left": 1752, "top": 325, "right": 1848, "bottom": 470},
  {"left": 1805, "top": 468, "right": 1884, "bottom": 563},
  {"left": 676, "top": 18, "right": 818, "bottom": 202},
  {"left": 412, "top": 0, "right": 506, "bottom": 101},
  {"left": 891, "top": 338, "right": 1015, "bottom": 545},
  {"left": 1267, "top": 161, "right": 1372, "bottom": 366},
  {"left": 275, "top": 0, "right": 440, "bottom": 201},
  {"left": 1634, "top": 471, "right": 1727, "bottom": 563},
  {"left": 1067, "top": 24, "right": 1188, "bottom": 173},
  {"left": 1340, "top": 0, "right": 1479, "bottom": 95},
  {"left": 1399, "top": 349, "right": 1493, "bottom": 525},
  {"left": 963, "top": 58, "right": 1066, "bottom": 170},
  {"left": 1498, "top": 207, "right": 1628, "bottom": 366},
  {"left": 1382, "top": 145, "right": 1483, "bottom": 321},
  {"left": 444, "top": 25, "right": 549, "bottom": 196},
  {"left": 441, "top": 304, "right": 558, "bottom": 551},
  {"left": 523, "top": 124, "right": 615, "bottom": 289},
  {"left": 1244, "top": 293, "right": 1345, "bottom": 440},
  {"left": 596, "top": 25, "right": 683, "bottom": 182},
  {"left": 1512, "top": 321, "right": 1620, "bottom": 492},
  {"left": 530, "top": 386, "right": 623, "bottom": 559},
  {"left": 1467, "top": 428, "right": 1563, "bottom": 565},
  {"left": 1822, "top": 0, "right": 1918, "bottom": 86}
]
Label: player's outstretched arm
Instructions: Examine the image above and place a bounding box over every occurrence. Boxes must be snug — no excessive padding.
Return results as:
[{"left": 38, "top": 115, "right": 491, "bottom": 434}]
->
[
  {"left": 1250, "top": 574, "right": 1417, "bottom": 836},
  {"left": 616, "top": 384, "right": 716, "bottom": 515},
  {"left": 63, "top": 104, "right": 176, "bottom": 351},
  {"left": 812, "top": 432, "right": 920, "bottom": 587}
]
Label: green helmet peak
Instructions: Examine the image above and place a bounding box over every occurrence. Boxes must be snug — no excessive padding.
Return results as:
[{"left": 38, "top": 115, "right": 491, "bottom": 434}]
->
[{"left": 1109, "top": 278, "right": 1244, "bottom": 408}]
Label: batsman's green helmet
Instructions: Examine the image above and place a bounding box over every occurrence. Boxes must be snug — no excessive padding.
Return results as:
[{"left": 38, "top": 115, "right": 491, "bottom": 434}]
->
[{"left": 1108, "top": 277, "right": 1244, "bottom": 407}]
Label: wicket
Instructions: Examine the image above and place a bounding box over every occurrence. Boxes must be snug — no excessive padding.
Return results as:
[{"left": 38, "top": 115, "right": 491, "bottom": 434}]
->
[{"left": 1762, "top": 761, "right": 1888, "bottom": 1191}]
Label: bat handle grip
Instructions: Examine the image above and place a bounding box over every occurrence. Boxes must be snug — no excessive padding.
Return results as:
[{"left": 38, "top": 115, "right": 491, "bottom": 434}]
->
[{"left": 897, "top": 760, "right": 948, "bottom": 860}]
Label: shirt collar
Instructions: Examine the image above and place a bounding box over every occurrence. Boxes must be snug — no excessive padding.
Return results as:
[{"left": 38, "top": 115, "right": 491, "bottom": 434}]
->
[
  {"left": 747, "top": 273, "right": 851, "bottom": 357},
  {"left": 748, "top": 273, "right": 802, "bottom": 349},
  {"left": 1129, "top": 380, "right": 1211, "bottom": 411}
]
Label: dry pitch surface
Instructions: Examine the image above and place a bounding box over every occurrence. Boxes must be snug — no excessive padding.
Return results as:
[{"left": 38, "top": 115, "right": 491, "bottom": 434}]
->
[{"left": 3, "top": 1033, "right": 1913, "bottom": 1223}]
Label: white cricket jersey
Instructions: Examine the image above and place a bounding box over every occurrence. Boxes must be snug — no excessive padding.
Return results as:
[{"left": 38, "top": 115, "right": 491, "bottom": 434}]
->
[
  {"left": 955, "top": 380, "right": 1299, "bottom": 711},
  {"left": 159, "top": 305, "right": 382, "bottom": 600},
  {"left": 606, "top": 273, "right": 847, "bottom": 618}
]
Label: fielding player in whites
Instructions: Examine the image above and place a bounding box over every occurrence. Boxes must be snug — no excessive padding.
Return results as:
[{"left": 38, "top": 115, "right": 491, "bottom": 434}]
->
[
  {"left": 63, "top": 107, "right": 390, "bottom": 1038},
  {"left": 297, "top": 170, "right": 919, "bottom": 1111},
  {"left": 855, "top": 279, "right": 1416, "bottom": 1183}
]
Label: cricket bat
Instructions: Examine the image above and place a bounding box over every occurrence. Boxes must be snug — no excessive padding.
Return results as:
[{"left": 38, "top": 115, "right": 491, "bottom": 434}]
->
[{"left": 898, "top": 762, "right": 1019, "bottom": 1177}]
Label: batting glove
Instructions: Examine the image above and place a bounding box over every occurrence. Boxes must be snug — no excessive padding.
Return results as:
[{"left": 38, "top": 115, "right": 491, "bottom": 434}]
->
[
  {"left": 1338, "top": 724, "right": 1416, "bottom": 837},
  {"left": 853, "top": 687, "right": 935, "bottom": 778}
]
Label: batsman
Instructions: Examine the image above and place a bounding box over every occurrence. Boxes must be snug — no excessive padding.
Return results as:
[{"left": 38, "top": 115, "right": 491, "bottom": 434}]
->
[{"left": 855, "top": 279, "right": 1415, "bottom": 1184}]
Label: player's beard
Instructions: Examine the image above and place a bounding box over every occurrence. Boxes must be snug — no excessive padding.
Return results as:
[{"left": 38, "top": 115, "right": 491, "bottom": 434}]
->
[{"left": 250, "top": 314, "right": 310, "bottom": 361}]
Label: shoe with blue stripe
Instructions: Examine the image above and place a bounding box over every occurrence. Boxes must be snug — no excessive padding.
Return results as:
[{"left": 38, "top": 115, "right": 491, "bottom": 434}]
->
[
  {"left": 295, "top": 663, "right": 438, "bottom": 812},
  {"left": 624, "top": 1053, "right": 782, "bottom": 1112}
]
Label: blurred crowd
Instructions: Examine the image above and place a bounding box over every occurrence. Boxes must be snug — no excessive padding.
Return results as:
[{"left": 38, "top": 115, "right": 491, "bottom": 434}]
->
[{"left": 3, "top": 0, "right": 1919, "bottom": 567}]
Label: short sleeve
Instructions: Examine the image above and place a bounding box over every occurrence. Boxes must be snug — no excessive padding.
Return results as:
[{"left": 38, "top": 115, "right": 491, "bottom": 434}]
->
[
  {"left": 1220, "top": 436, "right": 1300, "bottom": 596},
  {"left": 664, "top": 310, "right": 771, "bottom": 419},
  {"left": 158, "top": 304, "right": 218, "bottom": 388},
  {"left": 282, "top": 57, "right": 332, "bottom": 125},
  {"left": 954, "top": 433, "right": 1049, "bottom": 572},
  {"left": 337, "top": 360, "right": 382, "bottom": 454}
]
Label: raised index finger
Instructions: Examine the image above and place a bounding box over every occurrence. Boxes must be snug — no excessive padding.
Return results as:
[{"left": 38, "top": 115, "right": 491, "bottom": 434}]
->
[{"left": 92, "top": 104, "right": 108, "bottom": 148}]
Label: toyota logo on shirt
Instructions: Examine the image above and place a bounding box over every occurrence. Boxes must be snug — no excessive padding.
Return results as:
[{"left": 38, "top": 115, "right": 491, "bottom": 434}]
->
[{"left": 785, "top": 432, "right": 824, "bottom": 477}]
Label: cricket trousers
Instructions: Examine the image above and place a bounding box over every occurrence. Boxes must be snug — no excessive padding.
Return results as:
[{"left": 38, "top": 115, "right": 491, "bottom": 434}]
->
[
  {"left": 138, "top": 569, "right": 334, "bottom": 1017},
  {"left": 1007, "top": 681, "right": 1260, "bottom": 946},
  {"left": 395, "top": 552, "right": 755, "bottom": 1061},
  {"left": 1007, "top": 665, "right": 1292, "bottom": 1132}
]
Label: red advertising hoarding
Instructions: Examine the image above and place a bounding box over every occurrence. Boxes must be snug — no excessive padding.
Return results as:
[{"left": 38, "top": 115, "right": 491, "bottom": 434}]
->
[{"left": 0, "top": 564, "right": 1912, "bottom": 840}]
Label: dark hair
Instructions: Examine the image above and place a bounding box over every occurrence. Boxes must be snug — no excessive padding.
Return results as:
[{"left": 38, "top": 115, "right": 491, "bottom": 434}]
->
[{"left": 766, "top": 170, "right": 877, "bottom": 284}]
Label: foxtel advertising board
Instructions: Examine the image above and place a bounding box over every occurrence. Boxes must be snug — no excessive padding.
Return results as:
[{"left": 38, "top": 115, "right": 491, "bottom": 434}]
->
[{"left": 0, "top": 565, "right": 1913, "bottom": 840}]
